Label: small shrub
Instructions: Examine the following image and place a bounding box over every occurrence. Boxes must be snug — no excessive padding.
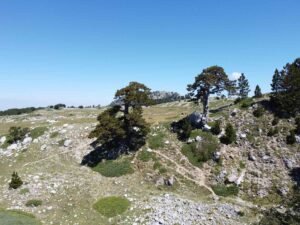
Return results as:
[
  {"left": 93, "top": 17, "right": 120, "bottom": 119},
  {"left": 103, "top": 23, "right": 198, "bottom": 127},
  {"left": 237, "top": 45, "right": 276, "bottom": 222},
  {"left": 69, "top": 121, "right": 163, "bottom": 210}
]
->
[
  {"left": 92, "top": 160, "right": 134, "bottom": 177},
  {"left": 30, "top": 127, "right": 47, "bottom": 139},
  {"left": 153, "top": 161, "right": 162, "bottom": 170},
  {"left": 220, "top": 123, "right": 236, "bottom": 145},
  {"left": 272, "top": 117, "right": 279, "bottom": 126},
  {"left": 182, "top": 131, "right": 219, "bottom": 167},
  {"left": 9, "top": 172, "right": 23, "bottom": 189},
  {"left": 93, "top": 196, "right": 130, "bottom": 218},
  {"left": 20, "top": 188, "right": 30, "bottom": 195},
  {"left": 211, "top": 120, "right": 221, "bottom": 135},
  {"left": 137, "top": 149, "right": 154, "bottom": 162},
  {"left": 7, "top": 127, "right": 29, "bottom": 144},
  {"left": 296, "top": 117, "right": 300, "bottom": 135},
  {"left": 267, "top": 127, "right": 279, "bottom": 137},
  {"left": 159, "top": 167, "right": 167, "bottom": 174},
  {"left": 50, "top": 131, "right": 59, "bottom": 139},
  {"left": 286, "top": 130, "right": 296, "bottom": 145},
  {"left": 171, "top": 117, "right": 192, "bottom": 141},
  {"left": 25, "top": 199, "right": 42, "bottom": 207},
  {"left": 212, "top": 184, "right": 239, "bottom": 197},
  {"left": 148, "top": 132, "right": 165, "bottom": 149},
  {"left": 253, "top": 107, "right": 265, "bottom": 117},
  {"left": 58, "top": 139, "right": 65, "bottom": 146},
  {"left": 239, "top": 98, "right": 253, "bottom": 109}
]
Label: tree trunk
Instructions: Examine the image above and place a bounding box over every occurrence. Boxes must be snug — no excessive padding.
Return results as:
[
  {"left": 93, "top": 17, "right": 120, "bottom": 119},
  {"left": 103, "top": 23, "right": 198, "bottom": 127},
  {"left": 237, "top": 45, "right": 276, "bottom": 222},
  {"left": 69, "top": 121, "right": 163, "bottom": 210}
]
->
[{"left": 202, "top": 92, "right": 209, "bottom": 122}]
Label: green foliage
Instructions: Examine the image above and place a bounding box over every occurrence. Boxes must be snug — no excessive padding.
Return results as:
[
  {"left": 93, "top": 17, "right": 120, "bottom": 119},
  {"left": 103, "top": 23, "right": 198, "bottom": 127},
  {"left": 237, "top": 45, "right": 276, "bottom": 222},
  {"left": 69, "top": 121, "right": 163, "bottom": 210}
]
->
[
  {"left": 295, "top": 116, "right": 300, "bottom": 135},
  {"left": 237, "top": 73, "right": 250, "bottom": 98},
  {"left": 187, "top": 66, "right": 234, "bottom": 119},
  {"left": 7, "top": 127, "right": 29, "bottom": 144},
  {"left": 148, "top": 132, "right": 165, "bottom": 149},
  {"left": 93, "top": 196, "right": 130, "bottom": 218},
  {"left": 0, "top": 107, "right": 39, "bottom": 116},
  {"left": 211, "top": 120, "right": 221, "bottom": 135},
  {"left": 25, "top": 199, "right": 42, "bottom": 207},
  {"left": 9, "top": 172, "right": 23, "bottom": 189},
  {"left": 54, "top": 104, "right": 66, "bottom": 110},
  {"left": 137, "top": 149, "right": 154, "bottom": 162},
  {"left": 267, "top": 127, "right": 279, "bottom": 137},
  {"left": 239, "top": 98, "right": 253, "bottom": 109},
  {"left": 19, "top": 188, "right": 30, "bottom": 195},
  {"left": 253, "top": 107, "right": 265, "bottom": 117},
  {"left": 58, "top": 139, "right": 65, "bottom": 146},
  {"left": 286, "top": 130, "right": 296, "bottom": 145},
  {"left": 92, "top": 160, "right": 134, "bottom": 177},
  {"left": 0, "top": 210, "right": 41, "bottom": 225},
  {"left": 272, "top": 117, "right": 280, "bottom": 126},
  {"left": 270, "top": 58, "right": 300, "bottom": 117},
  {"left": 254, "top": 85, "right": 263, "bottom": 98},
  {"left": 220, "top": 123, "right": 236, "bottom": 145},
  {"left": 212, "top": 184, "right": 239, "bottom": 197},
  {"left": 172, "top": 117, "right": 192, "bottom": 141},
  {"left": 50, "top": 131, "right": 59, "bottom": 139},
  {"left": 182, "top": 131, "right": 219, "bottom": 167},
  {"left": 30, "top": 127, "right": 47, "bottom": 139},
  {"left": 153, "top": 161, "right": 162, "bottom": 170}
]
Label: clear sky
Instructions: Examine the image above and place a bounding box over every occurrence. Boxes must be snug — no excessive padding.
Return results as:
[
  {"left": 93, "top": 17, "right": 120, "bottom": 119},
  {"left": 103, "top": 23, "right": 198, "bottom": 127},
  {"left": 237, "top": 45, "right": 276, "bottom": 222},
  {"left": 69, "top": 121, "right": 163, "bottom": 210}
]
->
[{"left": 0, "top": 0, "right": 299, "bottom": 110}]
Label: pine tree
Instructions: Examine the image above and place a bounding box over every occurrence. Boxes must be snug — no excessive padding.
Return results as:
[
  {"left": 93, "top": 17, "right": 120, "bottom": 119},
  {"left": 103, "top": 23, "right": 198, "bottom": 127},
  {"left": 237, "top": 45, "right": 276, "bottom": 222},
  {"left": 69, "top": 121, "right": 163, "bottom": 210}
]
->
[
  {"left": 237, "top": 73, "right": 250, "bottom": 99},
  {"left": 220, "top": 123, "right": 236, "bottom": 144},
  {"left": 9, "top": 171, "right": 23, "bottom": 189},
  {"left": 271, "top": 69, "right": 282, "bottom": 94},
  {"left": 187, "top": 66, "right": 234, "bottom": 121},
  {"left": 254, "top": 85, "right": 263, "bottom": 98},
  {"left": 89, "top": 82, "right": 151, "bottom": 153}
]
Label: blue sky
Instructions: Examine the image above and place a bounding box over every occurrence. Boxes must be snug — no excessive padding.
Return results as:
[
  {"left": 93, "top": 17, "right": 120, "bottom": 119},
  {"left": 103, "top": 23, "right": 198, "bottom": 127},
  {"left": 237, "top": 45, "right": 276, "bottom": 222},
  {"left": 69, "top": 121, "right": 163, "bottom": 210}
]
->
[{"left": 0, "top": 0, "right": 299, "bottom": 110}]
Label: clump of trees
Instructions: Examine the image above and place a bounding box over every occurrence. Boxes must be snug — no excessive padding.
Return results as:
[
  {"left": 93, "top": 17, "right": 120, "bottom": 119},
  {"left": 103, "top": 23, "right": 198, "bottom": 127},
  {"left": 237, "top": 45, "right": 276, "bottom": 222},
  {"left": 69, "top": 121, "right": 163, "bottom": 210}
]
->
[
  {"left": 187, "top": 66, "right": 234, "bottom": 122},
  {"left": 89, "top": 82, "right": 151, "bottom": 156},
  {"left": 9, "top": 171, "right": 23, "bottom": 189},
  {"left": 53, "top": 104, "right": 66, "bottom": 110},
  {"left": 0, "top": 107, "right": 40, "bottom": 116},
  {"left": 270, "top": 58, "right": 300, "bottom": 117}
]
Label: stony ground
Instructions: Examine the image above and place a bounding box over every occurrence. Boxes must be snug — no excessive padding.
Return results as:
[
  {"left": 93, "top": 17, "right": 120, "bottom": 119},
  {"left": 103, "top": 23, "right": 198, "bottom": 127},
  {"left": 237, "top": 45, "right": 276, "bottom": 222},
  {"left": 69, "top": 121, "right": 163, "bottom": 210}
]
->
[{"left": 0, "top": 100, "right": 298, "bottom": 225}]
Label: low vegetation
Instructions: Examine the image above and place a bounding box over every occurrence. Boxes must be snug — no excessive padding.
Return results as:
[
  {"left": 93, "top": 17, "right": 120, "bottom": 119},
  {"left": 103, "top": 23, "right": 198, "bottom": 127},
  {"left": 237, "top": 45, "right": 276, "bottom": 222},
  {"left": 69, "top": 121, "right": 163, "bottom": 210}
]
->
[
  {"left": 220, "top": 123, "right": 236, "bottom": 145},
  {"left": 9, "top": 172, "right": 23, "bottom": 189},
  {"left": 148, "top": 132, "right": 165, "bottom": 149},
  {"left": 92, "top": 160, "right": 134, "bottom": 177},
  {"left": 30, "top": 127, "right": 47, "bottom": 139},
  {"left": 137, "top": 149, "right": 155, "bottom": 162},
  {"left": 7, "top": 127, "right": 29, "bottom": 144},
  {"left": 25, "top": 199, "right": 43, "bottom": 207},
  {"left": 212, "top": 184, "right": 239, "bottom": 197},
  {"left": 0, "top": 210, "right": 41, "bottom": 225},
  {"left": 93, "top": 196, "right": 130, "bottom": 218}
]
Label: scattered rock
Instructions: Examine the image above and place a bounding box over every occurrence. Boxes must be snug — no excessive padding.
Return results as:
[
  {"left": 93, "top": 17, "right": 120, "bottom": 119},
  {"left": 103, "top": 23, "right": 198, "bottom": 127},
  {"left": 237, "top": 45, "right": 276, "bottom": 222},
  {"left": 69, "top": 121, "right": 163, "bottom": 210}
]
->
[
  {"left": 64, "top": 140, "right": 72, "bottom": 147},
  {"left": 195, "top": 136, "right": 202, "bottom": 142},
  {"left": 22, "top": 137, "right": 32, "bottom": 145},
  {"left": 7, "top": 143, "right": 18, "bottom": 151},
  {"left": 0, "top": 136, "right": 6, "bottom": 145}
]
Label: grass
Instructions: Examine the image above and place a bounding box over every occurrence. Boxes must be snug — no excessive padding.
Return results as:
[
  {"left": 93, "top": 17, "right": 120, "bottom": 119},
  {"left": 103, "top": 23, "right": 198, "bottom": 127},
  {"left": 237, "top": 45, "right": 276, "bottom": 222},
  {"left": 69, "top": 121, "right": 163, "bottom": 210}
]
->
[
  {"left": 212, "top": 184, "right": 239, "bottom": 197},
  {"left": 30, "top": 127, "right": 48, "bottom": 139},
  {"left": 93, "top": 196, "right": 130, "bottom": 218},
  {"left": 25, "top": 199, "right": 43, "bottom": 207},
  {"left": 19, "top": 188, "right": 30, "bottom": 195},
  {"left": 148, "top": 132, "right": 165, "bottom": 149},
  {"left": 50, "top": 131, "right": 59, "bottom": 138},
  {"left": 92, "top": 160, "right": 134, "bottom": 177},
  {"left": 181, "top": 130, "right": 219, "bottom": 167},
  {"left": 0, "top": 209, "right": 41, "bottom": 225},
  {"left": 58, "top": 139, "right": 66, "bottom": 146},
  {"left": 137, "top": 149, "right": 155, "bottom": 162}
]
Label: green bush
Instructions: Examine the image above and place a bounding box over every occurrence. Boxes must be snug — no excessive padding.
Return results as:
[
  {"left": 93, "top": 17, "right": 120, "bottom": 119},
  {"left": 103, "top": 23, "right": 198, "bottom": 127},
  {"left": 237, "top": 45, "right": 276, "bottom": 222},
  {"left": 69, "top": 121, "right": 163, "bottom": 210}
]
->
[
  {"left": 30, "top": 127, "right": 47, "bottom": 139},
  {"left": 253, "top": 107, "right": 265, "bottom": 117},
  {"left": 267, "top": 127, "right": 279, "bottom": 137},
  {"left": 296, "top": 117, "right": 300, "bottom": 135},
  {"left": 7, "top": 127, "right": 29, "bottom": 144},
  {"left": 137, "top": 149, "right": 154, "bottom": 162},
  {"left": 92, "top": 160, "right": 134, "bottom": 177},
  {"left": 286, "top": 130, "right": 296, "bottom": 145},
  {"left": 93, "top": 196, "right": 130, "bottom": 218},
  {"left": 239, "top": 98, "right": 253, "bottom": 109},
  {"left": 182, "top": 131, "right": 219, "bottom": 167},
  {"left": 211, "top": 120, "right": 221, "bottom": 135},
  {"left": 0, "top": 210, "right": 41, "bottom": 225},
  {"left": 220, "top": 123, "right": 236, "bottom": 145},
  {"left": 25, "top": 199, "right": 42, "bottom": 207},
  {"left": 148, "top": 132, "right": 165, "bottom": 149},
  {"left": 153, "top": 161, "right": 162, "bottom": 170},
  {"left": 212, "top": 184, "right": 239, "bottom": 197},
  {"left": 20, "top": 188, "right": 30, "bottom": 195},
  {"left": 272, "top": 117, "right": 279, "bottom": 126},
  {"left": 58, "top": 139, "right": 65, "bottom": 146},
  {"left": 9, "top": 172, "right": 23, "bottom": 189}
]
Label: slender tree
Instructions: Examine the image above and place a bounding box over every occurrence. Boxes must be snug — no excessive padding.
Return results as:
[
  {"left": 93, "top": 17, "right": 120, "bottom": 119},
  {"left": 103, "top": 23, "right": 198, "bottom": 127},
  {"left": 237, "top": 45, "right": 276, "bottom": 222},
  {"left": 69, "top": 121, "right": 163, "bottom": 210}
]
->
[
  {"left": 187, "top": 66, "right": 234, "bottom": 121},
  {"left": 271, "top": 69, "right": 282, "bottom": 94},
  {"left": 254, "top": 85, "right": 263, "bottom": 98},
  {"left": 237, "top": 73, "right": 250, "bottom": 99}
]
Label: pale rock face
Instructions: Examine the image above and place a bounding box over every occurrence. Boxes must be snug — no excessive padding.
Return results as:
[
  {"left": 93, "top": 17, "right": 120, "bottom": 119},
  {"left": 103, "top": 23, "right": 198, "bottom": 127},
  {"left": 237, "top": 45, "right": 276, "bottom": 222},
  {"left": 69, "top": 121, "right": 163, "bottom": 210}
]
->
[
  {"left": 22, "top": 137, "right": 33, "bottom": 145},
  {"left": 195, "top": 136, "right": 202, "bottom": 142},
  {"left": 7, "top": 143, "right": 18, "bottom": 151},
  {"left": 41, "top": 144, "right": 47, "bottom": 151},
  {"left": 202, "top": 124, "right": 211, "bottom": 131},
  {"left": 0, "top": 136, "right": 6, "bottom": 145},
  {"left": 64, "top": 140, "right": 72, "bottom": 147},
  {"left": 296, "top": 135, "right": 300, "bottom": 144}
]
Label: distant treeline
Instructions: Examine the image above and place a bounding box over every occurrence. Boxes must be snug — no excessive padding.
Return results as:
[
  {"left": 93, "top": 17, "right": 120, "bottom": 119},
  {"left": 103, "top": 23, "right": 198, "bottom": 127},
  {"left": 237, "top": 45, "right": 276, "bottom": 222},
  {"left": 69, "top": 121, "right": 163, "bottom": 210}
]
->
[{"left": 0, "top": 107, "right": 43, "bottom": 116}]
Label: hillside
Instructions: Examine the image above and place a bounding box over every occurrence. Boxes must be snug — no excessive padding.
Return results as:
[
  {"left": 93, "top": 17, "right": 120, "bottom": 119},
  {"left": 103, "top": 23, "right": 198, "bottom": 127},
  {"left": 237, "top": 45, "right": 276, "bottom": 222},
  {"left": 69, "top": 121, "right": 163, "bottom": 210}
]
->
[{"left": 0, "top": 98, "right": 299, "bottom": 225}]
